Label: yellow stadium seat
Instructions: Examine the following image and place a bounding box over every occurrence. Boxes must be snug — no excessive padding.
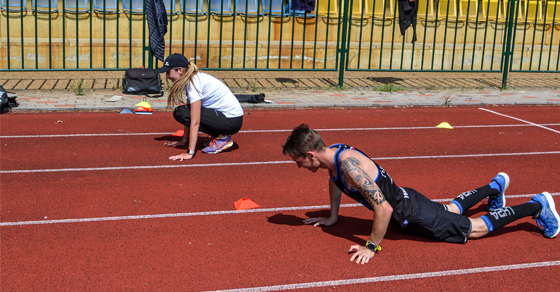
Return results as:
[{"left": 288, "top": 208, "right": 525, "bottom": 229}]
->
[
  {"left": 350, "top": 0, "right": 369, "bottom": 19},
  {"left": 535, "top": 0, "right": 559, "bottom": 23},
  {"left": 366, "top": 0, "right": 394, "bottom": 19},
  {"left": 417, "top": 0, "right": 436, "bottom": 20},
  {"left": 481, "top": 0, "right": 505, "bottom": 21},
  {"left": 502, "top": 0, "right": 524, "bottom": 22},
  {"left": 523, "top": 0, "right": 543, "bottom": 22},
  {"left": 544, "top": 0, "right": 560, "bottom": 23},
  {"left": 316, "top": 0, "right": 338, "bottom": 17},
  {"left": 438, "top": 0, "right": 458, "bottom": 20},
  {"left": 459, "top": 0, "right": 480, "bottom": 20}
]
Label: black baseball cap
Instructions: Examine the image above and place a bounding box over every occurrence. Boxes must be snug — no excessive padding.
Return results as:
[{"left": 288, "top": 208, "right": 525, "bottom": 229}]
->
[{"left": 156, "top": 54, "right": 189, "bottom": 73}]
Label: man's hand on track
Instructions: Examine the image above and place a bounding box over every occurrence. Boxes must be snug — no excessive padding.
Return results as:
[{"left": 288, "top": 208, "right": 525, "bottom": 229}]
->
[{"left": 349, "top": 245, "right": 375, "bottom": 265}]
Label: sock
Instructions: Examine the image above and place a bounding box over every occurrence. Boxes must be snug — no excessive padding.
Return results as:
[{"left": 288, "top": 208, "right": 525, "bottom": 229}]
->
[
  {"left": 480, "top": 202, "right": 542, "bottom": 232},
  {"left": 451, "top": 185, "right": 498, "bottom": 214}
]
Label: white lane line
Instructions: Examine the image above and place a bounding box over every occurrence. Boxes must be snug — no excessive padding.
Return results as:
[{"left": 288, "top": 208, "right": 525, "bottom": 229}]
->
[
  {"left": 479, "top": 108, "right": 560, "bottom": 134},
  {"left": 0, "top": 160, "right": 293, "bottom": 174},
  {"left": 1, "top": 192, "right": 557, "bottom": 227},
  {"left": 2, "top": 151, "right": 560, "bottom": 174},
  {"left": 205, "top": 260, "right": 560, "bottom": 292},
  {"left": 2, "top": 123, "right": 560, "bottom": 139}
]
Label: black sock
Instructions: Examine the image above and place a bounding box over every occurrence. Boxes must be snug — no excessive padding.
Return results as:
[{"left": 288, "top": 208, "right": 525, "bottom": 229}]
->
[
  {"left": 480, "top": 202, "right": 542, "bottom": 232},
  {"left": 451, "top": 185, "right": 498, "bottom": 214}
]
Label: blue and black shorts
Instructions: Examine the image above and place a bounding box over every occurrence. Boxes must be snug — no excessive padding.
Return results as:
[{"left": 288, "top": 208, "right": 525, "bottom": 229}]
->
[{"left": 400, "top": 187, "right": 472, "bottom": 243}]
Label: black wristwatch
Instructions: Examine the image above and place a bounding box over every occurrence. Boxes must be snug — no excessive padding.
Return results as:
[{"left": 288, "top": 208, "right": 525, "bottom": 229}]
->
[
  {"left": 366, "top": 241, "right": 381, "bottom": 253},
  {"left": 187, "top": 149, "right": 195, "bottom": 155}
]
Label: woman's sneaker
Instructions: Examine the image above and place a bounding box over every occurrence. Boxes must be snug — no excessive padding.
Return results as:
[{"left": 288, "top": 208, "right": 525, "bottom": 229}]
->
[
  {"left": 487, "top": 172, "right": 509, "bottom": 211},
  {"left": 530, "top": 192, "right": 560, "bottom": 239},
  {"left": 202, "top": 135, "right": 233, "bottom": 154}
]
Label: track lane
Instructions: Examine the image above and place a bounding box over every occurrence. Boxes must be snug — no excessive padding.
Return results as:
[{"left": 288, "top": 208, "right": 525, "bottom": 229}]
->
[
  {"left": 2, "top": 106, "right": 560, "bottom": 136},
  {"left": 2, "top": 124, "right": 560, "bottom": 170},
  {"left": 217, "top": 265, "right": 560, "bottom": 291},
  {"left": 1, "top": 156, "right": 559, "bottom": 223},
  {"left": 1, "top": 207, "right": 558, "bottom": 291}
]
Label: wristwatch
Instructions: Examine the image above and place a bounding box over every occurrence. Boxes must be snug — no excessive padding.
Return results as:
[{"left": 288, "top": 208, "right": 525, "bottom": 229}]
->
[
  {"left": 366, "top": 241, "right": 381, "bottom": 253},
  {"left": 187, "top": 149, "right": 195, "bottom": 155}
]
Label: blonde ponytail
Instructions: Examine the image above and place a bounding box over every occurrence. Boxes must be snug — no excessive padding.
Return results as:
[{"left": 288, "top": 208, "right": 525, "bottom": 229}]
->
[{"left": 167, "top": 61, "right": 201, "bottom": 108}]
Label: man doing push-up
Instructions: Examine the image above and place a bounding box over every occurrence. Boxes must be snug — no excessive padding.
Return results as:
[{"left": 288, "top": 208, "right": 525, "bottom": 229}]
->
[{"left": 282, "top": 124, "right": 559, "bottom": 265}]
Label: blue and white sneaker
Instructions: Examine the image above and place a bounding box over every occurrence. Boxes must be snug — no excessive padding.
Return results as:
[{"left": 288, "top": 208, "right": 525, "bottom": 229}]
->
[
  {"left": 530, "top": 192, "right": 560, "bottom": 239},
  {"left": 487, "top": 172, "right": 509, "bottom": 211}
]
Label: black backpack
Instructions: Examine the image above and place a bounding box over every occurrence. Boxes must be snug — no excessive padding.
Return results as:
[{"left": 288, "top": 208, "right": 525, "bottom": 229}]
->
[
  {"left": 122, "top": 68, "right": 164, "bottom": 97},
  {"left": 0, "top": 85, "right": 18, "bottom": 114}
]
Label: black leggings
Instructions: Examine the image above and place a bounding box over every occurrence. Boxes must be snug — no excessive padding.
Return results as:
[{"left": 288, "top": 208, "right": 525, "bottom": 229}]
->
[{"left": 173, "top": 105, "right": 243, "bottom": 138}]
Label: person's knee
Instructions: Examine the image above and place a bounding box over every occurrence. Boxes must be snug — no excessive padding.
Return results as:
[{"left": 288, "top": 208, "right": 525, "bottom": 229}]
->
[
  {"left": 447, "top": 203, "right": 461, "bottom": 214},
  {"left": 468, "top": 218, "right": 489, "bottom": 239},
  {"left": 174, "top": 106, "right": 190, "bottom": 124}
]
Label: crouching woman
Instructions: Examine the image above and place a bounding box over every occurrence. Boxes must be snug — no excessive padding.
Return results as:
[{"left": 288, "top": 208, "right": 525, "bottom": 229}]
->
[{"left": 158, "top": 54, "right": 244, "bottom": 160}]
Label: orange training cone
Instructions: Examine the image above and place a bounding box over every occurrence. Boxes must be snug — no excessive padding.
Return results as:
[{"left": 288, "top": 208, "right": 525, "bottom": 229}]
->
[
  {"left": 172, "top": 129, "right": 185, "bottom": 137},
  {"left": 234, "top": 198, "right": 260, "bottom": 210},
  {"left": 135, "top": 106, "right": 153, "bottom": 115}
]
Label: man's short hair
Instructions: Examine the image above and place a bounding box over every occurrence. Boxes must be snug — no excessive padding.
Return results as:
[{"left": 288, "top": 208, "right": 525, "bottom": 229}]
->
[{"left": 282, "top": 124, "right": 326, "bottom": 158}]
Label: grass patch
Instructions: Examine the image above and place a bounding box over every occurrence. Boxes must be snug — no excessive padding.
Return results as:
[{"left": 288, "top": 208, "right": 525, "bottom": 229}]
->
[
  {"left": 374, "top": 83, "right": 403, "bottom": 93},
  {"left": 71, "top": 79, "right": 87, "bottom": 96},
  {"left": 443, "top": 96, "right": 452, "bottom": 107}
]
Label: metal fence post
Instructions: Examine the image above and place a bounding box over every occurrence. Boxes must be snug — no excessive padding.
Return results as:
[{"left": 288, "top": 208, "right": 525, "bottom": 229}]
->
[
  {"left": 338, "top": 0, "right": 350, "bottom": 88},
  {"left": 501, "top": 0, "right": 518, "bottom": 90}
]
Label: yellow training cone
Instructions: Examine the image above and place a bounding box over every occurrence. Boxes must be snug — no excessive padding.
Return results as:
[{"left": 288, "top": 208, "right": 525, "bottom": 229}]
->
[
  {"left": 436, "top": 122, "right": 453, "bottom": 129},
  {"left": 135, "top": 101, "right": 152, "bottom": 109}
]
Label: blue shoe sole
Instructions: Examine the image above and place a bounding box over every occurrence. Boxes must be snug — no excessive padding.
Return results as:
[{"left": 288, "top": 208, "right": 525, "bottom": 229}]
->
[
  {"left": 540, "top": 192, "right": 560, "bottom": 238},
  {"left": 488, "top": 172, "right": 509, "bottom": 211}
]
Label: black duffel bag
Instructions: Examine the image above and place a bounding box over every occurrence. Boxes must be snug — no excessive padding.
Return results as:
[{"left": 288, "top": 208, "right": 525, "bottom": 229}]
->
[
  {"left": 0, "top": 85, "right": 19, "bottom": 114},
  {"left": 235, "top": 93, "right": 265, "bottom": 103},
  {"left": 122, "top": 68, "right": 164, "bottom": 97}
]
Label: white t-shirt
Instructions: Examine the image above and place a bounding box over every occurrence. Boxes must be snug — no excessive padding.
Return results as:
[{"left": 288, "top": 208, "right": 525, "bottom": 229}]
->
[{"left": 185, "top": 73, "right": 244, "bottom": 118}]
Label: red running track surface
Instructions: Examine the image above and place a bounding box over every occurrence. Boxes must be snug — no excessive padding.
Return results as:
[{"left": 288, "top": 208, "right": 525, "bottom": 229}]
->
[{"left": 1, "top": 106, "right": 559, "bottom": 291}]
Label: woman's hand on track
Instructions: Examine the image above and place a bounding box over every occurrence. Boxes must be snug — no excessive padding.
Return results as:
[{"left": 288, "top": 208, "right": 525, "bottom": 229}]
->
[
  {"left": 164, "top": 140, "right": 188, "bottom": 147},
  {"left": 303, "top": 217, "right": 336, "bottom": 227},
  {"left": 169, "top": 153, "right": 194, "bottom": 161}
]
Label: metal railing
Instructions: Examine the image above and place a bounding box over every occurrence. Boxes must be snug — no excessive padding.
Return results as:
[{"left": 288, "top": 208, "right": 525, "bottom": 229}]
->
[{"left": 1, "top": 0, "right": 559, "bottom": 88}]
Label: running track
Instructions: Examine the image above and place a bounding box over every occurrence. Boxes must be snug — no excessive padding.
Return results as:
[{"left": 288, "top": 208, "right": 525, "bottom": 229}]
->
[{"left": 1, "top": 106, "right": 559, "bottom": 291}]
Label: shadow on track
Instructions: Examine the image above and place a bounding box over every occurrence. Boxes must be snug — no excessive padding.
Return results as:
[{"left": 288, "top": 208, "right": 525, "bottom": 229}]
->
[
  {"left": 267, "top": 209, "right": 544, "bottom": 245},
  {"left": 153, "top": 135, "right": 240, "bottom": 153}
]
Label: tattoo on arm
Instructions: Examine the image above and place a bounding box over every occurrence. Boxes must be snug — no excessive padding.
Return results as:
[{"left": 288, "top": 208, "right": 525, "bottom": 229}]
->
[{"left": 341, "top": 157, "right": 386, "bottom": 206}]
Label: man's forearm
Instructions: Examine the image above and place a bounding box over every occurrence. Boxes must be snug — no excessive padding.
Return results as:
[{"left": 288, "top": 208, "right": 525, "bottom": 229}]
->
[
  {"left": 368, "top": 205, "right": 392, "bottom": 244},
  {"left": 369, "top": 216, "right": 389, "bottom": 244},
  {"left": 328, "top": 180, "right": 342, "bottom": 222}
]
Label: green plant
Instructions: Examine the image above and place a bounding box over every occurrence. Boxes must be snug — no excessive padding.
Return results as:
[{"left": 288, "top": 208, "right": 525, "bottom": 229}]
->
[
  {"left": 335, "top": 85, "right": 349, "bottom": 91},
  {"left": 375, "top": 83, "right": 402, "bottom": 94},
  {"left": 72, "top": 79, "right": 87, "bottom": 96},
  {"left": 248, "top": 79, "right": 259, "bottom": 92},
  {"left": 443, "top": 96, "right": 452, "bottom": 107}
]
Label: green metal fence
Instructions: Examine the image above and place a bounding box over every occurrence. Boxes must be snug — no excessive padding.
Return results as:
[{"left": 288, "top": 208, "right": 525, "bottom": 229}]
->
[{"left": 1, "top": 0, "right": 559, "bottom": 88}]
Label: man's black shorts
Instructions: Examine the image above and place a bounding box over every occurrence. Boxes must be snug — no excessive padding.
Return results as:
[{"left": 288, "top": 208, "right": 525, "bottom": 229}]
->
[{"left": 400, "top": 187, "right": 472, "bottom": 243}]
